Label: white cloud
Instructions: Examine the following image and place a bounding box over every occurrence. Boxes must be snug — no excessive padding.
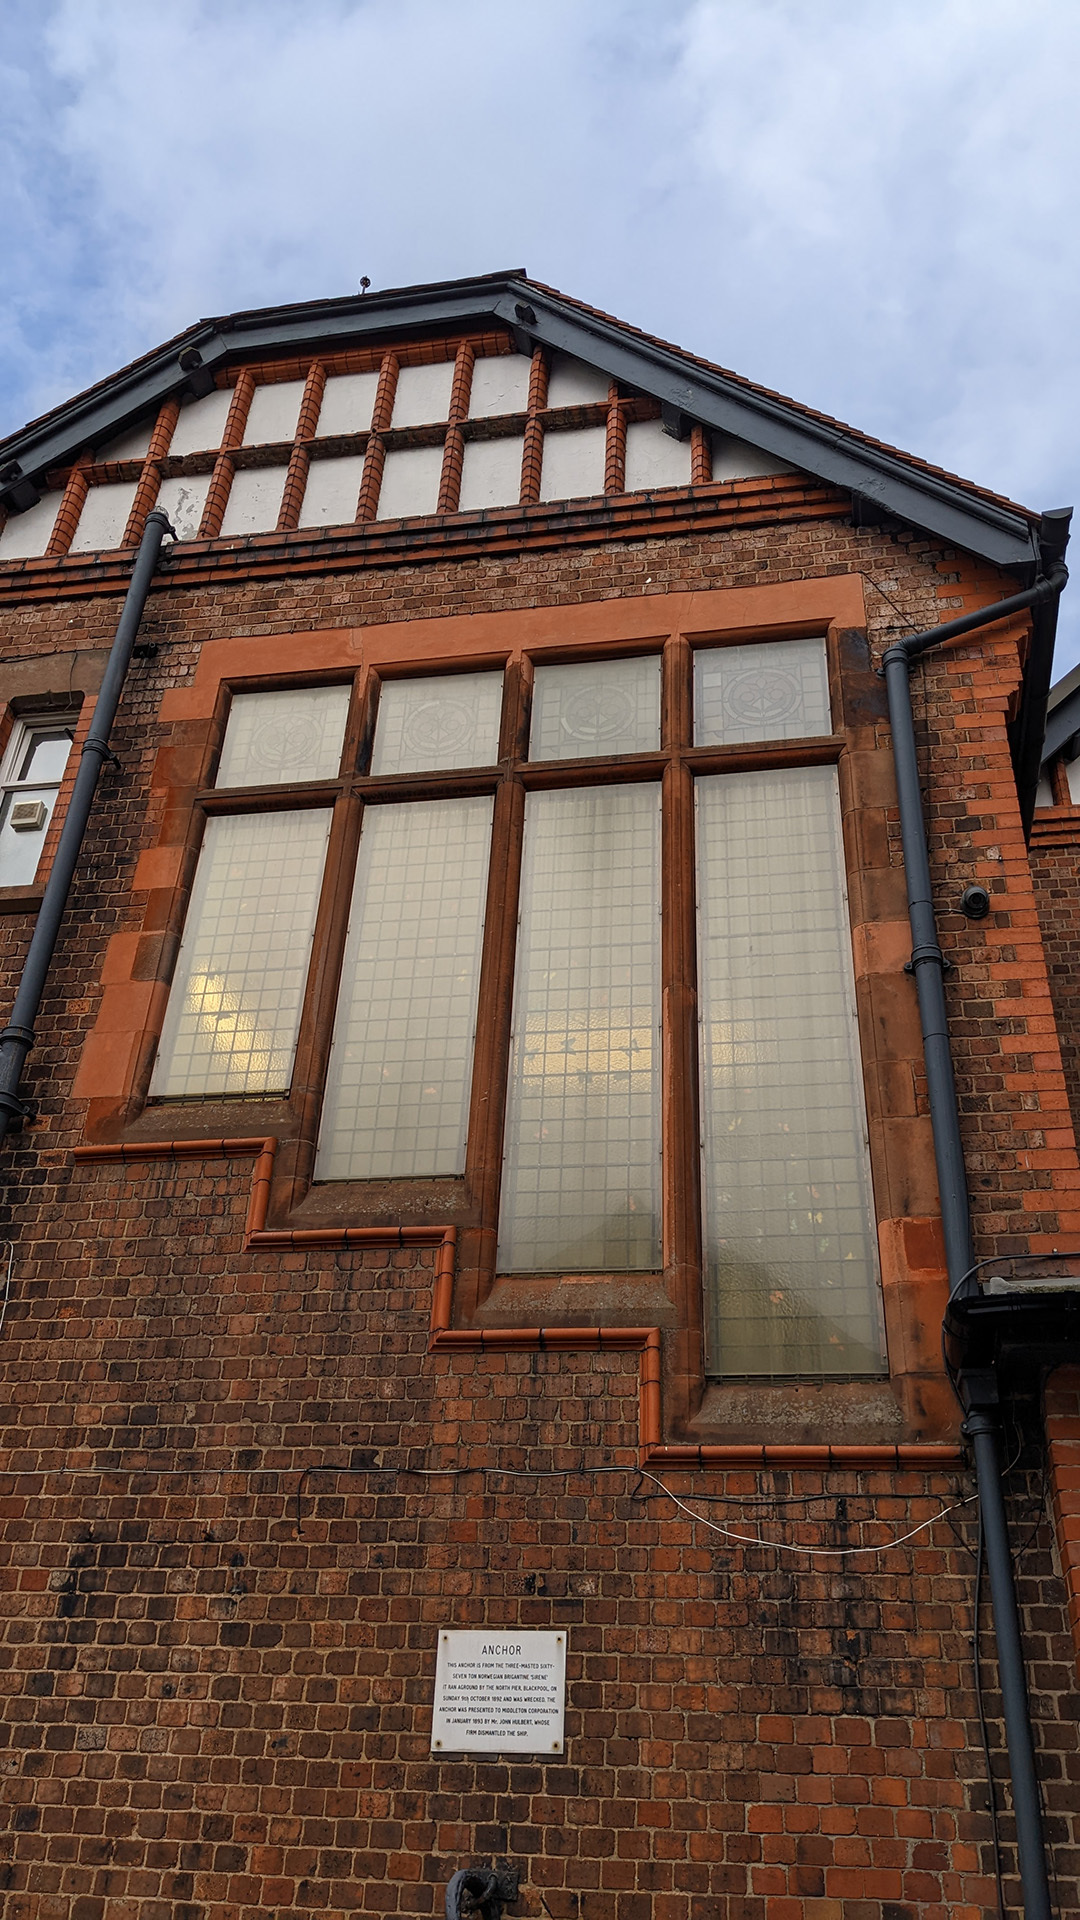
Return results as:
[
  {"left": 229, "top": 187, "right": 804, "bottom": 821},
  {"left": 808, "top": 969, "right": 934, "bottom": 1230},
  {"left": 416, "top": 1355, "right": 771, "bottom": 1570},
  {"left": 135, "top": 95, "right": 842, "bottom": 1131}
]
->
[{"left": 3, "top": 0, "right": 1079, "bottom": 661}]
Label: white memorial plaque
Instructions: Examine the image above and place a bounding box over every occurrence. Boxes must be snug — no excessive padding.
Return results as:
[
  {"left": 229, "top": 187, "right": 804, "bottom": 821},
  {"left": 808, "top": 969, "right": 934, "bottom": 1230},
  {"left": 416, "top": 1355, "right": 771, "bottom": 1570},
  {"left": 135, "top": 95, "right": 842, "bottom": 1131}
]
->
[{"left": 431, "top": 1630, "right": 566, "bottom": 1753}]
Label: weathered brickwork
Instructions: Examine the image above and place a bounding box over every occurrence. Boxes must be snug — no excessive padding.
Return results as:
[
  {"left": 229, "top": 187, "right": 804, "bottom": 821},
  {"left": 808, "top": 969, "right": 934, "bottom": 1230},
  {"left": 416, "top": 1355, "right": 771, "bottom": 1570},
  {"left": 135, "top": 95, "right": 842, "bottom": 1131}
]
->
[
  {"left": 0, "top": 495, "right": 1078, "bottom": 1920},
  {"left": 0, "top": 1148, "right": 1076, "bottom": 1920}
]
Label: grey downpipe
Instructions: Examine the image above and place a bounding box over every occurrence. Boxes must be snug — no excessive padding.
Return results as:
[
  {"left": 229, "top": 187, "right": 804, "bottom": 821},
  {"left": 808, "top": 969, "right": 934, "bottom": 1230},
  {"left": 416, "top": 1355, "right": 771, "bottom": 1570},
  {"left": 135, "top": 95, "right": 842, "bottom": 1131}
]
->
[
  {"left": 882, "top": 550, "right": 1067, "bottom": 1920},
  {"left": 0, "top": 507, "right": 174, "bottom": 1151}
]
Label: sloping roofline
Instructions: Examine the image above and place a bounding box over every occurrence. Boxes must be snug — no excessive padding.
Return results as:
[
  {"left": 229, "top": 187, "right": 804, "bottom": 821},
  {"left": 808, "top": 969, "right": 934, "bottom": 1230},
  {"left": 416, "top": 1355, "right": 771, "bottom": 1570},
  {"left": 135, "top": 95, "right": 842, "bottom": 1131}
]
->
[{"left": 0, "top": 268, "right": 1041, "bottom": 574}]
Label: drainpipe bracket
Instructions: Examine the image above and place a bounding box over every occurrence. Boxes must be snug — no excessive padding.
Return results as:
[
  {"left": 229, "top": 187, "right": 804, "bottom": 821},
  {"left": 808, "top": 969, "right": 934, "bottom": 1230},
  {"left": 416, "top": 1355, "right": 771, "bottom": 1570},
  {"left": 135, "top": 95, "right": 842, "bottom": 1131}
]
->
[{"left": 905, "top": 950, "right": 953, "bottom": 975}]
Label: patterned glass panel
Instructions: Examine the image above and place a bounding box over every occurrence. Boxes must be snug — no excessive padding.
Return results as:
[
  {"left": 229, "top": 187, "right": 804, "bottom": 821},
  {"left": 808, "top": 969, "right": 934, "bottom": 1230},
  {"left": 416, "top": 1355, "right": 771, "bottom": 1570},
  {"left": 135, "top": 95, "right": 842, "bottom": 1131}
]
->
[
  {"left": 315, "top": 796, "right": 493, "bottom": 1180},
  {"left": 371, "top": 672, "right": 503, "bottom": 775},
  {"left": 531, "top": 656, "right": 660, "bottom": 761},
  {"left": 150, "top": 810, "right": 330, "bottom": 1098},
  {"left": 499, "top": 784, "right": 661, "bottom": 1272},
  {"left": 216, "top": 686, "right": 350, "bottom": 787},
  {"left": 697, "top": 767, "right": 883, "bottom": 1377},
  {"left": 695, "top": 638, "right": 831, "bottom": 746}
]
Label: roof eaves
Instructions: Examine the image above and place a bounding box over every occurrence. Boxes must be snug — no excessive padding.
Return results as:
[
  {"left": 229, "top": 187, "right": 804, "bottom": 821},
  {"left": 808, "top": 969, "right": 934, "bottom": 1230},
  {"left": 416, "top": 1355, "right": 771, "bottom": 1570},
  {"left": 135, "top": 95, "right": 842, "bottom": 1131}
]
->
[{"left": 0, "top": 268, "right": 1040, "bottom": 573}]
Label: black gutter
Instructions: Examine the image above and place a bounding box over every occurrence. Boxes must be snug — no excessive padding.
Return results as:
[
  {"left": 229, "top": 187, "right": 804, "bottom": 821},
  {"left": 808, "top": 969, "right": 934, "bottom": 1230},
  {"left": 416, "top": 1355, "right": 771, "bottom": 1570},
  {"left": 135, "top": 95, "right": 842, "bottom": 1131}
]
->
[
  {"left": 0, "top": 508, "right": 174, "bottom": 1151},
  {"left": 882, "top": 517, "right": 1069, "bottom": 1920}
]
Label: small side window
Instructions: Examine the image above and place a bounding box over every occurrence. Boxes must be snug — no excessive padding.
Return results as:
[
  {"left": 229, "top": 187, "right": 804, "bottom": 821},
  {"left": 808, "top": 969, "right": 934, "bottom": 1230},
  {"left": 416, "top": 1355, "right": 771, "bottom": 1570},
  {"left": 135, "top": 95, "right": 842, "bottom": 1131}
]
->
[{"left": 0, "top": 716, "right": 76, "bottom": 886}]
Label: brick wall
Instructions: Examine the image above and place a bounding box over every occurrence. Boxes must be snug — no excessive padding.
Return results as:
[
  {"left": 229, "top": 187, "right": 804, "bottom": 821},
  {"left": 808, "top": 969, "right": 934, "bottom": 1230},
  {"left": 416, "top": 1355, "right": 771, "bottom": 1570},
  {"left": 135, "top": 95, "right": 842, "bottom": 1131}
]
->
[
  {"left": 0, "top": 1147, "right": 1076, "bottom": 1919},
  {"left": 0, "top": 513, "right": 1078, "bottom": 1917}
]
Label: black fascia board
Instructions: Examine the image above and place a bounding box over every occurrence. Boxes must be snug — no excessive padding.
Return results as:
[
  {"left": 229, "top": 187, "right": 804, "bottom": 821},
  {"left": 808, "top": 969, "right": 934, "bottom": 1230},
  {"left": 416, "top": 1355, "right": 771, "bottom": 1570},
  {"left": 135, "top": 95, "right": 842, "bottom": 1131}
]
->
[
  {"left": 490, "top": 284, "right": 1039, "bottom": 574},
  {"left": 1, "top": 267, "right": 1040, "bottom": 575},
  {"left": 0, "top": 272, "right": 528, "bottom": 495}
]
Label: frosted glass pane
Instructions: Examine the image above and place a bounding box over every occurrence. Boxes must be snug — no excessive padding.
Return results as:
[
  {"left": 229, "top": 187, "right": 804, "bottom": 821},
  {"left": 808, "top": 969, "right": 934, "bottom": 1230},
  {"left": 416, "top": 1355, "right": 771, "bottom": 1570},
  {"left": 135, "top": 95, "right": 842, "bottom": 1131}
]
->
[
  {"left": 371, "top": 672, "right": 503, "bottom": 775},
  {"left": 316, "top": 373, "right": 380, "bottom": 437},
  {"left": 1067, "top": 759, "right": 1080, "bottom": 805},
  {"left": 69, "top": 482, "right": 138, "bottom": 552},
  {"left": 17, "top": 730, "right": 71, "bottom": 783},
  {"left": 219, "top": 466, "right": 288, "bottom": 536},
  {"left": 546, "top": 354, "right": 610, "bottom": 408},
  {"left": 169, "top": 388, "right": 233, "bottom": 456},
  {"left": 531, "top": 656, "right": 660, "bottom": 760},
  {"left": 299, "top": 455, "right": 365, "bottom": 527},
  {"left": 539, "top": 427, "right": 606, "bottom": 502},
  {"left": 1035, "top": 775, "right": 1054, "bottom": 810},
  {"left": 624, "top": 420, "right": 691, "bottom": 492},
  {"left": 244, "top": 380, "right": 305, "bottom": 445},
  {"left": 458, "top": 437, "right": 524, "bottom": 512},
  {"left": 156, "top": 473, "right": 211, "bottom": 542},
  {"left": 695, "top": 638, "right": 831, "bottom": 746},
  {"left": 392, "top": 362, "right": 455, "bottom": 427},
  {"left": 697, "top": 767, "right": 883, "bottom": 1377},
  {"left": 217, "top": 686, "right": 350, "bottom": 787},
  {"left": 470, "top": 355, "right": 531, "bottom": 417},
  {"left": 712, "top": 433, "right": 793, "bottom": 480},
  {"left": 0, "top": 493, "right": 62, "bottom": 559},
  {"left": 499, "top": 785, "right": 661, "bottom": 1272},
  {"left": 151, "top": 809, "right": 330, "bottom": 1098},
  {"left": 316, "top": 796, "right": 492, "bottom": 1179}
]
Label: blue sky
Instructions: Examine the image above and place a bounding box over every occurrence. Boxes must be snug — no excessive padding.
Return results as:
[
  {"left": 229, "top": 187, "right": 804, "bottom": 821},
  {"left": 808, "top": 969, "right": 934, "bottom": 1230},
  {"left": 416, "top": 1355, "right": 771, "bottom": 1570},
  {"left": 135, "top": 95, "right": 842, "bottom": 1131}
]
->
[{"left": 3, "top": 0, "right": 1079, "bottom": 666}]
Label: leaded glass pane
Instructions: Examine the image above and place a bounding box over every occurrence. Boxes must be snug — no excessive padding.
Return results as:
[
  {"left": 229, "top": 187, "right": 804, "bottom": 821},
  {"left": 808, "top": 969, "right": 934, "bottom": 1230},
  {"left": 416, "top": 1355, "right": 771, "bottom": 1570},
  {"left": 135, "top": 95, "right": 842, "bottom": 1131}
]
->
[
  {"left": 315, "top": 796, "right": 492, "bottom": 1180},
  {"left": 150, "top": 810, "right": 330, "bottom": 1098},
  {"left": 371, "top": 672, "right": 503, "bottom": 775},
  {"left": 499, "top": 784, "right": 661, "bottom": 1272},
  {"left": 695, "top": 637, "right": 830, "bottom": 746},
  {"left": 216, "top": 686, "right": 350, "bottom": 787},
  {"left": 697, "top": 767, "right": 884, "bottom": 1377},
  {"left": 531, "top": 656, "right": 660, "bottom": 761}
]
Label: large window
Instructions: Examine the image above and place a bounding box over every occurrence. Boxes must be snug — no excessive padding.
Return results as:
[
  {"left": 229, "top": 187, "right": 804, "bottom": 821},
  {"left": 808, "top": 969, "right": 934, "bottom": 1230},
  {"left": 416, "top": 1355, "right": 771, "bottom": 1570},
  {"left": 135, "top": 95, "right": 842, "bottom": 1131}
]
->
[{"left": 149, "top": 638, "right": 884, "bottom": 1379}]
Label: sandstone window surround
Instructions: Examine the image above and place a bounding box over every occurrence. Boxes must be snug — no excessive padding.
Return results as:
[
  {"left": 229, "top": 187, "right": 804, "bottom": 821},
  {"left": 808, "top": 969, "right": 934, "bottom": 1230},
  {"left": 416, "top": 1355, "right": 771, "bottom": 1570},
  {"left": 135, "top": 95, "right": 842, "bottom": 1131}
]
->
[
  {"left": 140, "top": 628, "right": 883, "bottom": 1384},
  {"left": 0, "top": 342, "right": 792, "bottom": 562}
]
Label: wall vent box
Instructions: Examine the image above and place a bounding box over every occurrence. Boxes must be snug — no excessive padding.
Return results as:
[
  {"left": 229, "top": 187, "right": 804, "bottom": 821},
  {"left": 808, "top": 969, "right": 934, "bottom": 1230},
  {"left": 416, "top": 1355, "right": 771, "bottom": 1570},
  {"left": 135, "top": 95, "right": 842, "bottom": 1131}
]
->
[{"left": 9, "top": 802, "right": 48, "bottom": 832}]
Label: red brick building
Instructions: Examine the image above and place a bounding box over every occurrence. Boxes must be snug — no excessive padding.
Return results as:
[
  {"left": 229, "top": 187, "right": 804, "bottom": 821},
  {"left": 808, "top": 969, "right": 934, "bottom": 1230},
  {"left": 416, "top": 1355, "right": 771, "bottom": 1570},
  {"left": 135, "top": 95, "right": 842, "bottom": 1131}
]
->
[{"left": 0, "top": 271, "right": 1078, "bottom": 1919}]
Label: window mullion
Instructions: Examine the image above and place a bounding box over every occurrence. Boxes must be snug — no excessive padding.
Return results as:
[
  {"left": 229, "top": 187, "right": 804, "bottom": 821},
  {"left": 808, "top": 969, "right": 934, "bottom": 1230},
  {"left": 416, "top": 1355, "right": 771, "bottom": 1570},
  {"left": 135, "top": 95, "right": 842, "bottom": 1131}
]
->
[
  {"left": 457, "top": 772, "right": 526, "bottom": 1317},
  {"left": 278, "top": 790, "right": 365, "bottom": 1209},
  {"left": 662, "top": 754, "right": 703, "bottom": 1302}
]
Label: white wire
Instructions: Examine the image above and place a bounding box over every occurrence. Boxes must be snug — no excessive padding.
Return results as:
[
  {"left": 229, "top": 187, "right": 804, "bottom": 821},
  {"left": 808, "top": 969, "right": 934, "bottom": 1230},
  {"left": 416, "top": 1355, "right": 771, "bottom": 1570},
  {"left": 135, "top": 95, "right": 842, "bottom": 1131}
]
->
[
  {"left": 406, "top": 1460, "right": 974, "bottom": 1561},
  {"left": 635, "top": 1468, "right": 973, "bottom": 1560}
]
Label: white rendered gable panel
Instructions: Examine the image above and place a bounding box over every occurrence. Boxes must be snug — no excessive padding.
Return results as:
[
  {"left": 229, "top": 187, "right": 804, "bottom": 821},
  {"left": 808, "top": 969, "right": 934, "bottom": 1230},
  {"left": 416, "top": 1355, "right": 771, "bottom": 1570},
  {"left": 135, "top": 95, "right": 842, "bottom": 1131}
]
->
[
  {"left": 70, "top": 481, "right": 139, "bottom": 552},
  {"left": 546, "top": 353, "right": 610, "bottom": 409},
  {"left": 458, "top": 437, "right": 523, "bottom": 512},
  {"left": 219, "top": 467, "right": 288, "bottom": 536},
  {"left": 299, "top": 456, "right": 366, "bottom": 528},
  {"left": 316, "top": 373, "right": 380, "bottom": 437},
  {"left": 0, "top": 492, "right": 62, "bottom": 559},
  {"left": 539, "top": 426, "right": 606, "bottom": 503},
  {"left": 624, "top": 420, "right": 691, "bottom": 492},
  {"left": 96, "top": 419, "right": 153, "bottom": 463},
  {"left": 244, "top": 380, "right": 305, "bottom": 445},
  {"left": 169, "top": 387, "right": 234, "bottom": 456},
  {"left": 469, "top": 355, "right": 531, "bottom": 417},
  {"left": 392, "top": 362, "right": 455, "bottom": 427},
  {"left": 377, "top": 445, "right": 443, "bottom": 520},
  {"left": 156, "top": 473, "right": 212, "bottom": 542},
  {"left": 712, "top": 432, "right": 794, "bottom": 480}
]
